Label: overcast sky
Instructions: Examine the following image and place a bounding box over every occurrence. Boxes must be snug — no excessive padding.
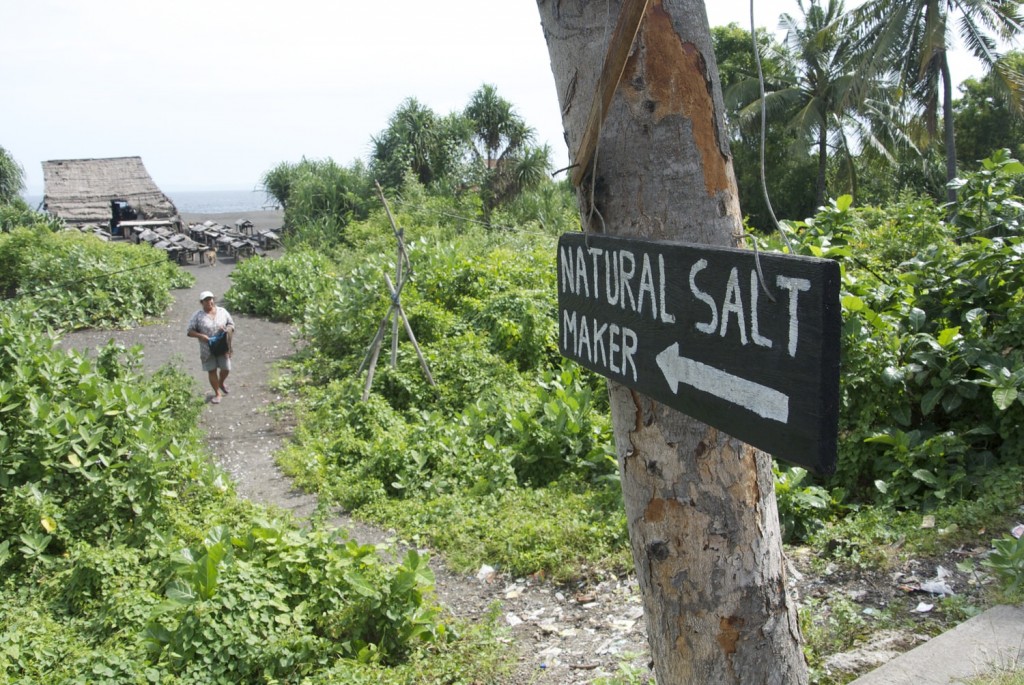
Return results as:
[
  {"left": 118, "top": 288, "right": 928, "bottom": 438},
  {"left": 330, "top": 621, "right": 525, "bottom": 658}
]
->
[{"left": 1, "top": 1, "right": 986, "bottom": 195}]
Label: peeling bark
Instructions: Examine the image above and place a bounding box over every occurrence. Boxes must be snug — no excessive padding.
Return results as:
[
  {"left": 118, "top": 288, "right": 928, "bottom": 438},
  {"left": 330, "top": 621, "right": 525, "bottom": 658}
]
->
[{"left": 536, "top": 1, "right": 809, "bottom": 682}]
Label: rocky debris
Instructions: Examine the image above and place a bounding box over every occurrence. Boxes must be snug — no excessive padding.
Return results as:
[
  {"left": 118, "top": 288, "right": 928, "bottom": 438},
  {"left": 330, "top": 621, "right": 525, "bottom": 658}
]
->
[
  {"left": 823, "top": 630, "right": 925, "bottom": 676},
  {"left": 429, "top": 569, "right": 653, "bottom": 684}
]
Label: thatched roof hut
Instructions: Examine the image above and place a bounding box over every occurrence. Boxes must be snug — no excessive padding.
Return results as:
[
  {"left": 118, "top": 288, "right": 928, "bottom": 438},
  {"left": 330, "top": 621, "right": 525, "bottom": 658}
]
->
[{"left": 41, "top": 156, "right": 178, "bottom": 224}]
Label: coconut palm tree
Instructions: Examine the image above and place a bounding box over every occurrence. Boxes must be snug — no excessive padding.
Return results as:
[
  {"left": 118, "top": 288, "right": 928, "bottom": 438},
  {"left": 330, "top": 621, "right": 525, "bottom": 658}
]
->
[
  {"left": 852, "top": 0, "right": 1024, "bottom": 201},
  {"left": 733, "top": 0, "right": 871, "bottom": 207}
]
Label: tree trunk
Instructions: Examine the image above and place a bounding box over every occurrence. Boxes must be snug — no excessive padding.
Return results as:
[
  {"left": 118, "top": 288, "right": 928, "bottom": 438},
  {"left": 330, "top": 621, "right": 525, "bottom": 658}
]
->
[
  {"left": 535, "top": 1, "right": 809, "bottom": 683},
  {"left": 817, "top": 123, "right": 828, "bottom": 209},
  {"left": 941, "top": 52, "right": 958, "bottom": 204}
]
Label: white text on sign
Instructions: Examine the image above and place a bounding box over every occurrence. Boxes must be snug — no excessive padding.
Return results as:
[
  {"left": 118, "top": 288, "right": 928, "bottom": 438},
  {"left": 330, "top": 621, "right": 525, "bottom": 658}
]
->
[{"left": 559, "top": 243, "right": 812, "bottom": 380}]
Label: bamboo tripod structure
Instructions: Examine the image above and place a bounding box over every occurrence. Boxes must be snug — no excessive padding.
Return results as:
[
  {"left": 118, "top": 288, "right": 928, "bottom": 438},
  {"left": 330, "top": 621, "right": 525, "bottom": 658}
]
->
[{"left": 358, "top": 182, "right": 435, "bottom": 401}]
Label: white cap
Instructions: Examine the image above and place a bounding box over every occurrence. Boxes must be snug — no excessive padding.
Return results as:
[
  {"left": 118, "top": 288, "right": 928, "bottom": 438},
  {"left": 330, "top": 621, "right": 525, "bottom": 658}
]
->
[{"left": 199, "top": 291, "right": 214, "bottom": 301}]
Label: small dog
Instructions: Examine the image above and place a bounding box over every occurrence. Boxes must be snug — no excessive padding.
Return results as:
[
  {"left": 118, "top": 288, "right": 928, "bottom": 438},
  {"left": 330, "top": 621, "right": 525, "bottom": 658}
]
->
[{"left": 204, "top": 249, "right": 217, "bottom": 267}]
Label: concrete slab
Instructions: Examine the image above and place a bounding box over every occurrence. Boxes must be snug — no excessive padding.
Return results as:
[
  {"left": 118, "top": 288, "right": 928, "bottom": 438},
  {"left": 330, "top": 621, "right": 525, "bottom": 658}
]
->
[{"left": 850, "top": 605, "right": 1024, "bottom": 684}]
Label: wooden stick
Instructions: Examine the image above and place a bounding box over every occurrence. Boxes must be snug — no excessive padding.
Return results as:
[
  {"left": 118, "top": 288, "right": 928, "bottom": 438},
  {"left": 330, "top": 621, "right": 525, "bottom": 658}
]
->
[
  {"left": 386, "top": 274, "right": 435, "bottom": 387},
  {"left": 357, "top": 309, "right": 393, "bottom": 375},
  {"left": 375, "top": 180, "right": 412, "bottom": 274},
  {"left": 361, "top": 310, "right": 390, "bottom": 401},
  {"left": 571, "top": 0, "right": 651, "bottom": 187},
  {"left": 359, "top": 180, "right": 434, "bottom": 398},
  {"left": 391, "top": 239, "right": 402, "bottom": 368}
]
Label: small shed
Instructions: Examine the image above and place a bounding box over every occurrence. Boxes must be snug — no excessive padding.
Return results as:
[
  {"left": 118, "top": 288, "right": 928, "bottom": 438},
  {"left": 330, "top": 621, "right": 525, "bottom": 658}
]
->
[{"left": 41, "top": 156, "right": 179, "bottom": 226}]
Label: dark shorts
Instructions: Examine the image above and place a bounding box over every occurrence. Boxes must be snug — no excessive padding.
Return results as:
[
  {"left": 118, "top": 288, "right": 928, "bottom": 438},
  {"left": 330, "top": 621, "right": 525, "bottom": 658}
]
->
[{"left": 202, "top": 355, "right": 231, "bottom": 372}]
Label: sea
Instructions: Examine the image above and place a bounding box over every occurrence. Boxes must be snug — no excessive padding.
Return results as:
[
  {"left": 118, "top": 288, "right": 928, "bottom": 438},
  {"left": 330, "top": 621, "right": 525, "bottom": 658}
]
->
[{"left": 22, "top": 189, "right": 276, "bottom": 215}]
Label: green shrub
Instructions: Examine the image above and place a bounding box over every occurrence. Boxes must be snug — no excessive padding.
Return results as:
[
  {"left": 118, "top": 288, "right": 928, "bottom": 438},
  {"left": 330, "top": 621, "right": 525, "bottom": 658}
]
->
[
  {"left": 144, "top": 525, "right": 446, "bottom": 675},
  {"left": 983, "top": 533, "right": 1024, "bottom": 598},
  {"left": 774, "top": 465, "right": 832, "bottom": 543},
  {"left": 784, "top": 175, "right": 1024, "bottom": 507},
  {"left": 226, "top": 247, "right": 337, "bottom": 322},
  {"left": 0, "top": 227, "right": 192, "bottom": 330},
  {"left": 0, "top": 317, "right": 211, "bottom": 572}
]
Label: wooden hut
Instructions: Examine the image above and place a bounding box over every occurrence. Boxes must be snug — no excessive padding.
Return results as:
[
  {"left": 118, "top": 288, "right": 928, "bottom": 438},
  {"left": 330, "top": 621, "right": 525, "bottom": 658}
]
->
[{"left": 41, "top": 156, "right": 179, "bottom": 229}]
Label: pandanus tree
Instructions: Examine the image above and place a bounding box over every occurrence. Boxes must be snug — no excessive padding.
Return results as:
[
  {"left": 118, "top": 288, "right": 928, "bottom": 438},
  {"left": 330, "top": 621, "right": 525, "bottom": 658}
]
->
[
  {"left": 463, "top": 84, "right": 550, "bottom": 224},
  {"left": 0, "top": 145, "right": 25, "bottom": 206},
  {"left": 852, "top": 0, "right": 1024, "bottom": 202},
  {"left": 370, "top": 98, "right": 471, "bottom": 191}
]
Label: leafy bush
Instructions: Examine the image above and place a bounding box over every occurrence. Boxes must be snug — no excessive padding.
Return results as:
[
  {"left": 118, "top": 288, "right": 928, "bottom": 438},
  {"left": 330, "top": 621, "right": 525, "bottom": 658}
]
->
[
  {"left": 0, "top": 226, "right": 192, "bottom": 329},
  {"left": 983, "top": 532, "right": 1024, "bottom": 598},
  {"left": 774, "top": 466, "right": 832, "bottom": 543},
  {"left": 145, "top": 525, "right": 446, "bottom": 675},
  {"left": 225, "top": 247, "right": 338, "bottom": 322},
  {"left": 949, "top": 148, "right": 1024, "bottom": 239},
  {"left": 0, "top": 316, "right": 210, "bottom": 572},
  {"left": 261, "top": 157, "right": 373, "bottom": 243},
  {"left": 0, "top": 198, "right": 63, "bottom": 234},
  {"left": 0, "top": 305, "right": 491, "bottom": 683},
  {"left": 783, "top": 169, "right": 1024, "bottom": 507}
]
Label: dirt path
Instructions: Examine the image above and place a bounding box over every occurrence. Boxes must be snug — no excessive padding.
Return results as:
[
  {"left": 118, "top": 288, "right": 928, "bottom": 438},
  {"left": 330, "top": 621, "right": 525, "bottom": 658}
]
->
[{"left": 59, "top": 229, "right": 655, "bottom": 685}]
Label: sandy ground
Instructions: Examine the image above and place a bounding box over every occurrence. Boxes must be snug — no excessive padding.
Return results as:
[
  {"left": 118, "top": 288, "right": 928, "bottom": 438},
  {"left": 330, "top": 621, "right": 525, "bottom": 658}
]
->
[{"left": 180, "top": 209, "right": 284, "bottom": 233}]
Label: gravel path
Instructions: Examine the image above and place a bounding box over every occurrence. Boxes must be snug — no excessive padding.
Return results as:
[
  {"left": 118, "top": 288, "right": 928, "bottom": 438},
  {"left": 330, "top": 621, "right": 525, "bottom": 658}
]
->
[{"left": 58, "top": 218, "right": 656, "bottom": 684}]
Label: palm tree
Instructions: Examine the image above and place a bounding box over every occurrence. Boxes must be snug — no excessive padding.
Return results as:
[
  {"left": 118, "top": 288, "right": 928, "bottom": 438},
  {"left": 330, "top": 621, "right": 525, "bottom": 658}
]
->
[
  {"left": 463, "top": 84, "right": 546, "bottom": 223},
  {"left": 734, "top": 0, "right": 868, "bottom": 207},
  {"left": 852, "top": 0, "right": 1024, "bottom": 201},
  {"left": 464, "top": 84, "right": 534, "bottom": 168}
]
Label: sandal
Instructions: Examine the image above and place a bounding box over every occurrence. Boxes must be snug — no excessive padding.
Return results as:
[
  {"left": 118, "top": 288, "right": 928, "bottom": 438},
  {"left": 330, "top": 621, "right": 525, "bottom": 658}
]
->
[
  {"left": 220, "top": 383, "right": 229, "bottom": 395},
  {"left": 211, "top": 395, "right": 221, "bottom": 404}
]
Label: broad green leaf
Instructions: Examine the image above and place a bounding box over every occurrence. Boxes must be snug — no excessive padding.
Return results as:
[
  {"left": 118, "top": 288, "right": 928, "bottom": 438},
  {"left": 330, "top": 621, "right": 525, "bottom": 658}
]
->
[
  {"left": 912, "top": 469, "right": 939, "bottom": 486},
  {"left": 882, "top": 367, "right": 903, "bottom": 385},
  {"left": 965, "top": 308, "right": 987, "bottom": 324},
  {"left": 921, "top": 387, "right": 944, "bottom": 415},
  {"left": 937, "top": 326, "right": 961, "bottom": 347},
  {"left": 842, "top": 295, "right": 865, "bottom": 312},
  {"left": 992, "top": 387, "right": 1018, "bottom": 411},
  {"left": 344, "top": 571, "right": 380, "bottom": 598},
  {"left": 835, "top": 194, "right": 853, "bottom": 211},
  {"left": 892, "top": 404, "right": 912, "bottom": 427},
  {"left": 908, "top": 308, "right": 926, "bottom": 331},
  {"left": 165, "top": 578, "right": 198, "bottom": 605}
]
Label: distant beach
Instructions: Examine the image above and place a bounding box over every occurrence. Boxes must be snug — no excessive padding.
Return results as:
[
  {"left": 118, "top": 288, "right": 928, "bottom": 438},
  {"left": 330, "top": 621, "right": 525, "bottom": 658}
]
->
[
  {"left": 180, "top": 209, "right": 283, "bottom": 233},
  {"left": 167, "top": 189, "right": 276, "bottom": 214},
  {"left": 22, "top": 189, "right": 277, "bottom": 215}
]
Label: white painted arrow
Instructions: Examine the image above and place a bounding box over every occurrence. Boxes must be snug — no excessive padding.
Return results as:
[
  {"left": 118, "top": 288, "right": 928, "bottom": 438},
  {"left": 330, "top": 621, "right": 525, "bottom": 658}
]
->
[{"left": 655, "top": 343, "right": 790, "bottom": 423}]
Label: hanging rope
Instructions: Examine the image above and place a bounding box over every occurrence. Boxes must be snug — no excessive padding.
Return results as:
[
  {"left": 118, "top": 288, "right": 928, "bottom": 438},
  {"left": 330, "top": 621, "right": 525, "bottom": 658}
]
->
[{"left": 750, "top": 0, "right": 796, "bottom": 256}]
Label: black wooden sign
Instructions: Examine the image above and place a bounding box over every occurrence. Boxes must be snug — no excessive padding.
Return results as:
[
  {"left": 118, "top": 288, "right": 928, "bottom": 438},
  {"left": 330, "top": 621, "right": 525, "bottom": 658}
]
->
[{"left": 557, "top": 233, "right": 841, "bottom": 475}]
